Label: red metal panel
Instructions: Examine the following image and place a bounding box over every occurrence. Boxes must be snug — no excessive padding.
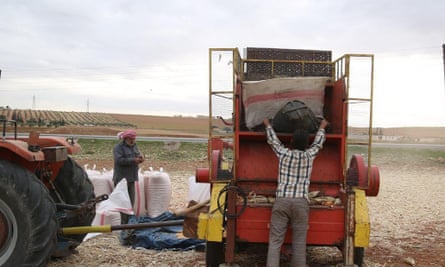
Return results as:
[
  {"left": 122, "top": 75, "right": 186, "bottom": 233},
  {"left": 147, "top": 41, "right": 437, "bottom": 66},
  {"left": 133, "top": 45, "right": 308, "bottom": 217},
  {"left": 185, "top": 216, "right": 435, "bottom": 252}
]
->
[
  {"left": 307, "top": 208, "right": 345, "bottom": 245},
  {"left": 238, "top": 139, "right": 278, "bottom": 179},
  {"left": 236, "top": 206, "right": 271, "bottom": 243},
  {"left": 235, "top": 206, "right": 345, "bottom": 245}
]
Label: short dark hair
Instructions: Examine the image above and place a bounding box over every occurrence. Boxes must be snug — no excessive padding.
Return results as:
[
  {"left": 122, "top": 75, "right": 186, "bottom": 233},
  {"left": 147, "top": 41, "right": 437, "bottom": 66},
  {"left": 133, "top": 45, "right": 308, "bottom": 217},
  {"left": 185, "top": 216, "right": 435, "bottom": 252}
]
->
[{"left": 291, "top": 129, "right": 309, "bottom": 150}]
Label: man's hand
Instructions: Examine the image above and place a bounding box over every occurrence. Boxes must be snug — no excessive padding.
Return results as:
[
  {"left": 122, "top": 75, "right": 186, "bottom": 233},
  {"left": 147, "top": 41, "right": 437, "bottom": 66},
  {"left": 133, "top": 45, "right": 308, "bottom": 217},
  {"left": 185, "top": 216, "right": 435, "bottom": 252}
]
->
[
  {"left": 135, "top": 155, "right": 145, "bottom": 164},
  {"left": 319, "top": 119, "right": 329, "bottom": 130},
  {"left": 263, "top": 118, "right": 271, "bottom": 127}
]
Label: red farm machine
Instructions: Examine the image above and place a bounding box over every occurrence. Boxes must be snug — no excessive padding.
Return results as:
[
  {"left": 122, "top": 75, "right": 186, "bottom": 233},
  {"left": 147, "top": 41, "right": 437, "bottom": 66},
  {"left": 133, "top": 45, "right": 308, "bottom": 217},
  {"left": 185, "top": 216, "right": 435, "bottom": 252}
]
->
[
  {"left": 0, "top": 120, "right": 98, "bottom": 266},
  {"left": 194, "top": 47, "right": 380, "bottom": 266}
]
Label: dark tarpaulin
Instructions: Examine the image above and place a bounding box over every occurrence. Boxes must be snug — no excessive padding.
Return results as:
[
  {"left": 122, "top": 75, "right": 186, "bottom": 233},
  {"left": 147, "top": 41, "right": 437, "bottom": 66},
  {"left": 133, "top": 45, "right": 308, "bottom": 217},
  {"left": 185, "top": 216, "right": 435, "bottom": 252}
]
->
[{"left": 120, "top": 212, "right": 205, "bottom": 251}]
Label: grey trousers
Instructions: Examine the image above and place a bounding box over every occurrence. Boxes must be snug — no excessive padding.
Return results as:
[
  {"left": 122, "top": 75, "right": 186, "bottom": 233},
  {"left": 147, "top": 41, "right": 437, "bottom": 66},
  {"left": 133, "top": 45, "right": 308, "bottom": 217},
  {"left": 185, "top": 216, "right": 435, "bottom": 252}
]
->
[{"left": 266, "top": 197, "right": 309, "bottom": 267}]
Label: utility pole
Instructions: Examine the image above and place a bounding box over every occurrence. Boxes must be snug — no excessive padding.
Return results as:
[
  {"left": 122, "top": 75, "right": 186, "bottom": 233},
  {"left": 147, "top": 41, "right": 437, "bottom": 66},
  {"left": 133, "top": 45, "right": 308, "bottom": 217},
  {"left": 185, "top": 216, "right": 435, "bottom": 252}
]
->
[{"left": 442, "top": 44, "right": 445, "bottom": 86}]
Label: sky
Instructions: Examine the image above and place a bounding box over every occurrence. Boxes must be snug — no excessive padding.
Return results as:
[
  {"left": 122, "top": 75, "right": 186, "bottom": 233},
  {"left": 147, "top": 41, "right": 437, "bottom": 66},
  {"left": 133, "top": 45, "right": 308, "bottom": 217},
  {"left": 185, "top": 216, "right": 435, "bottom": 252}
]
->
[{"left": 0, "top": 0, "right": 444, "bottom": 127}]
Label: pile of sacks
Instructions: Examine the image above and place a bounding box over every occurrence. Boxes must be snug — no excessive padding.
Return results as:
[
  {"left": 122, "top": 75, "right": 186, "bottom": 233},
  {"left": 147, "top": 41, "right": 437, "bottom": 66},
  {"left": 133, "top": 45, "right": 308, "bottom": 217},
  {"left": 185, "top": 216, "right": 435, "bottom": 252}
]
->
[{"left": 85, "top": 165, "right": 173, "bottom": 229}]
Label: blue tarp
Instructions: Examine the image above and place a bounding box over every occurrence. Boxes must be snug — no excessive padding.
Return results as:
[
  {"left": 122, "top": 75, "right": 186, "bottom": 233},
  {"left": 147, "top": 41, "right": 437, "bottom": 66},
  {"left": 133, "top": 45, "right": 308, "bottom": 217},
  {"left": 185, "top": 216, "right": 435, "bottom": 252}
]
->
[{"left": 120, "top": 212, "right": 204, "bottom": 251}]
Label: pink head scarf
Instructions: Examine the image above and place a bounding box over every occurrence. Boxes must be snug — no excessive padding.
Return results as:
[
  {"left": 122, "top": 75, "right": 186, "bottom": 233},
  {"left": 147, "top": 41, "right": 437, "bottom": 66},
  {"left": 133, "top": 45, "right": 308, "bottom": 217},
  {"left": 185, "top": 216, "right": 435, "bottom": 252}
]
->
[{"left": 119, "top": 129, "right": 137, "bottom": 139}]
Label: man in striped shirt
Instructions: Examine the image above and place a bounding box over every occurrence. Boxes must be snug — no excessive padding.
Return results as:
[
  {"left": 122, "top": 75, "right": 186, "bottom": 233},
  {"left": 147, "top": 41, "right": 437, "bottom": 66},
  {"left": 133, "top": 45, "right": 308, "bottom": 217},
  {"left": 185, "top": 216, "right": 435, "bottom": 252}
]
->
[{"left": 264, "top": 118, "right": 328, "bottom": 267}]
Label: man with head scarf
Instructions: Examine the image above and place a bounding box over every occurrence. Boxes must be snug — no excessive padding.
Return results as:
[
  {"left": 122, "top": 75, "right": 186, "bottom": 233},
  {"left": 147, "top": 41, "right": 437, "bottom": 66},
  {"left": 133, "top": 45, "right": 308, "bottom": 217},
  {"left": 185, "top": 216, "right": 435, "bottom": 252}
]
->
[
  {"left": 113, "top": 129, "right": 144, "bottom": 219},
  {"left": 264, "top": 118, "right": 328, "bottom": 267}
]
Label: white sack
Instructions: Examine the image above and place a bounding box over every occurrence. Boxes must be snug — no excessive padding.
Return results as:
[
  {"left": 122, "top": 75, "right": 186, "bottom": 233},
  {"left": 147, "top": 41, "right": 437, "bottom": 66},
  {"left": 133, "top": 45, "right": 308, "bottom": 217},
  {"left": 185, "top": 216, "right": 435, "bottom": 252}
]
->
[
  {"left": 96, "top": 178, "right": 134, "bottom": 216},
  {"left": 133, "top": 174, "right": 147, "bottom": 217},
  {"left": 144, "top": 170, "right": 172, "bottom": 218},
  {"left": 84, "top": 178, "right": 133, "bottom": 241},
  {"left": 188, "top": 176, "right": 210, "bottom": 203},
  {"left": 242, "top": 77, "right": 329, "bottom": 129},
  {"left": 86, "top": 166, "right": 114, "bottom": 197}
]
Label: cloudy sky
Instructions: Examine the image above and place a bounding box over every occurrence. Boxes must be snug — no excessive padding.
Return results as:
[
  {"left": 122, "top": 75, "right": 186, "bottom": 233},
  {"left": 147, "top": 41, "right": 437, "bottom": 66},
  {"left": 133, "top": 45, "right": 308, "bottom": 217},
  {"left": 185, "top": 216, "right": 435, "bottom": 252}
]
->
[{"left": 0, "top": 0, "right": 444, "bottom": 127}]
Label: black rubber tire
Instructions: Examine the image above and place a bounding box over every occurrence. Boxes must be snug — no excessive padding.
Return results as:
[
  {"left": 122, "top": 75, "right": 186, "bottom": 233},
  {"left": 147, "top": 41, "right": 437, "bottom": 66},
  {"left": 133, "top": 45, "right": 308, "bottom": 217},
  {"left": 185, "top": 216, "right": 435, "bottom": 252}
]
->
[
  {"left": 52, "top": 157, "right": 95, "bottom": 250},
  {"left": 205, "top": 241, "right": 225, "bottom": 267},
  {"left": 0, "top": 160, "right": 57, "bottom": 267},
  {"left": 354, "top": 247, "right": 365, "bottom": 267}
]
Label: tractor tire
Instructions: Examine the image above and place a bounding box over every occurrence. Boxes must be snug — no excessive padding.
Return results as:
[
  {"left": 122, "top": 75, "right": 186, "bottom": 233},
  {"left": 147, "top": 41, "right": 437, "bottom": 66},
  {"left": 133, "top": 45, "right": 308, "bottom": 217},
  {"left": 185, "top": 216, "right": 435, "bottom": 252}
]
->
[
  {"left": 205, "top": 241, "right": 225, "bottom": 267},
  {"left": 0, "top": 160, "right": 58, "bottom": 267},
  {"left": 52, "top": 157, "right": 95, "bottom": 251}
]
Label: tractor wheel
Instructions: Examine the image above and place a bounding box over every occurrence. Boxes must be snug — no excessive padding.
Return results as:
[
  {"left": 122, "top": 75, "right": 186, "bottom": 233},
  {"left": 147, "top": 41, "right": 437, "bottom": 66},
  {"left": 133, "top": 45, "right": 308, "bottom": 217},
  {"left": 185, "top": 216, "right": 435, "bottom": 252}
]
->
[
  {"left": 205, "top": 241, "right": 225, "bottom": 267},
  {"left": 0, "top": 160, "right": 57, "bottom": 267},
  {"left": 52, "top": 157, "right": 95, "bottom": 251}
]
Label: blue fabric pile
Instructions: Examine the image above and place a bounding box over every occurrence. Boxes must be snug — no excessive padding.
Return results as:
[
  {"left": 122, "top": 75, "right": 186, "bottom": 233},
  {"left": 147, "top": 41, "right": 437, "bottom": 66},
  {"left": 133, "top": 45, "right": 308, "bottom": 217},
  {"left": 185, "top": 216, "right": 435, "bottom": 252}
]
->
[{"left": 120, "top": 212, "right": 205, "bottom": 251}]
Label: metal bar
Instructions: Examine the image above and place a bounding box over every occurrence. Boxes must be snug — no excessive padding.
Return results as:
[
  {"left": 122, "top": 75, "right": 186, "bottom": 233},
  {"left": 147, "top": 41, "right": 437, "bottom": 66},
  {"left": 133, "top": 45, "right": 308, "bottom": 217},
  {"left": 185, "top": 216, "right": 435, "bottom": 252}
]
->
[
  {"left": 343, "top": 53, "right": 374, "bottom": 58},
  {"left": 271, "top": 61, "right": 274, "bottom": 77},
  {"left": 243, "top": 58, "right": 332, "bottom": 64},
  {"left": 346, "top": 141, "right": 370, "bottom": 146},
  {"left": 2, "top": 120, "right": 5, "bottom": 139},
  {"left": 56, "top": 203, "right": 81, "bottom": 210},
  {"left": 442, "top": 44, "right": 445, "bottom": 86},
  {"left": 60, "top": 219, "right": 184, "bottom": 235},
  {"left": 211, "top": 91, "right": 234, "bottom": 95},
  {"left": 344, "top": 98, "right": 371, "bottom": 103},
  {"left": 225, "top": 189, "right": 236, "bottom": 264},
  {"left": 235, "top": 178, "right": 342, "bottom": 185},
  {"left": 367, "top": 55, "right": 375, "bottom": 186},
  {"left": 209, "top": 48, "right": 214, "bottom": 182},
  {"left": 344, "top": 189, "right": 356, "bottom": 265},
  {"left": 14, "top": 121, "right": 17, "bottom": 139}
]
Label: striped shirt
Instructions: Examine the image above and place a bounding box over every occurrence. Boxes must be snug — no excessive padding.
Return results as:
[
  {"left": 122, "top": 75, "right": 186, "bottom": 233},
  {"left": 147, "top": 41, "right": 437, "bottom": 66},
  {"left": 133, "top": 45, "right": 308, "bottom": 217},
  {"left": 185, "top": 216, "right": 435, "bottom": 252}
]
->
[{"left": 265, "top": 126, "right": 326, "bottom": 200}]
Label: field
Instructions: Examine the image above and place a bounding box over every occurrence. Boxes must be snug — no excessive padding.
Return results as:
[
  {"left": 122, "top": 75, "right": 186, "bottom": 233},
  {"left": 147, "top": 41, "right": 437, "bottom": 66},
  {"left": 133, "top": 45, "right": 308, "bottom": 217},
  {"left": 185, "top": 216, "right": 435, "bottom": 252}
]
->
[
  {"left": 3, "top": 109, "right": 445, "bottom": 265},
  {"left": 2, "top": 108, "right": 445, "bottom": 142},
  {"left": 0, "top": 109, "right": 211, "bottom": 137},
  {"left": 46, "top": 138, "right": 445, "bottom": 267}
]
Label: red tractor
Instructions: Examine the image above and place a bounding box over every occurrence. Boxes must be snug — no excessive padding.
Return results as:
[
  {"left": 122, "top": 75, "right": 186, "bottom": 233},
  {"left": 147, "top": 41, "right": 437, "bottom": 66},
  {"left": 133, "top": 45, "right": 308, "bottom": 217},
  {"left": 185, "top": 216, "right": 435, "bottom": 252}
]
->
[
  {"left": 0, "top": 120, "right": 96, "bottom": 266},
  {"left": 195, "top": 47, "right": 380, "bottom": 266}
]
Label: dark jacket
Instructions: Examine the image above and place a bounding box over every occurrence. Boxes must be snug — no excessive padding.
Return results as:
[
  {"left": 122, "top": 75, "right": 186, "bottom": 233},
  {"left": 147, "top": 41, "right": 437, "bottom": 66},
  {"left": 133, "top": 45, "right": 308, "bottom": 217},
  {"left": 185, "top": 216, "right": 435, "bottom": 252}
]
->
[{"left": 113, "top": 141, "right": 141, "bottom": 184}]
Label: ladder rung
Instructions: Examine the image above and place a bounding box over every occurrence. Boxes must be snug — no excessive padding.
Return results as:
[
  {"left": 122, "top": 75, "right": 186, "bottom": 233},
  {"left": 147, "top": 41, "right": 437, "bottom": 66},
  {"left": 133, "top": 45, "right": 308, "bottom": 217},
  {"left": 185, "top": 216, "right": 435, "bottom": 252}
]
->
[
  {"left": 347, "top": 141, "right": 370, "bottom": 146},
  {"left": 344, "top": 98, "right": 371, "bottom": 103}
]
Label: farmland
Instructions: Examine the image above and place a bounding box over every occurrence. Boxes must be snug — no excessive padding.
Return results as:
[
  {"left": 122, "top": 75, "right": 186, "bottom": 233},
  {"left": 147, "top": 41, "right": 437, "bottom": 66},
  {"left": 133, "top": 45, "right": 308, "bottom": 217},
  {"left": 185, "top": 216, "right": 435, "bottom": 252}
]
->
[
  {"left": 1, "top": 108, "right": 445, "bottom": 143},
  {"left": 0, "top": 108, "right": 134, "bottom": 128},
  {"left": 2, "top": 108, "right": 444, "bottom": 266},
  {"left": 0, "top": 108, "right": 210, "bottom": 138}
]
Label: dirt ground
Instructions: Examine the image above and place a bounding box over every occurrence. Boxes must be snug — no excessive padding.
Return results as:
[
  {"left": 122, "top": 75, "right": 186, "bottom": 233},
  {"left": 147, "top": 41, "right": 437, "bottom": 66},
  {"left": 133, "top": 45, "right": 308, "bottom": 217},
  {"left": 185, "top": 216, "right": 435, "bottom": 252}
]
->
[
  {"left": 364, "top": 154, "right": 445, "bottom": 267},
  {"left": 47, "top": 149, "right": 445, "bottom": 267}
]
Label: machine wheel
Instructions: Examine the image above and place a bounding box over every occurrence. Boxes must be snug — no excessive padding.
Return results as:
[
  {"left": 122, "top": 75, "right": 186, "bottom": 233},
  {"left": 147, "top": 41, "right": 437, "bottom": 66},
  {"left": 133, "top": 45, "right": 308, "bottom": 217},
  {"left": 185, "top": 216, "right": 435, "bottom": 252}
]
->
[
  {"left": 52, "top": 157, "right": 95, "bottom": 251},
  {"left": 0, "top": 160, "right": 58, "bottom": 267},
  {"left": 354, "top": 247, "right": 364, "bottom": 267},
  {"left": 205, "top": 241, "right": 225, "bottom": 267}
]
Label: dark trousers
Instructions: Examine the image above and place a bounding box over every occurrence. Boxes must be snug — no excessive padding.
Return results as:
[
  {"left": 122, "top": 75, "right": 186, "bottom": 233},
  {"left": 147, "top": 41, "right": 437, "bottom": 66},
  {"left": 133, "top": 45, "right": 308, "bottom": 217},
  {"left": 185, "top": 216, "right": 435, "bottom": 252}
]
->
[{"left": 127, "top": 181, "right": 135, "bottom": 207}]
